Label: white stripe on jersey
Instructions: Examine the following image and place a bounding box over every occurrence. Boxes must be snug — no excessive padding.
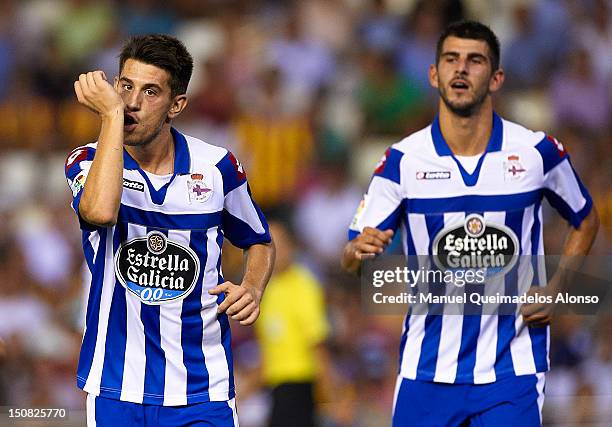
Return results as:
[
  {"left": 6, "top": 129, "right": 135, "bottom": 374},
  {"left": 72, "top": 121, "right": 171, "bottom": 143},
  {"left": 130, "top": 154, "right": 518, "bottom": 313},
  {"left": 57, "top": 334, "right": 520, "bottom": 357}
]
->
[
  {"left": 224, "top": 183, "right": 266, "bottom": 234},
  {"left": 86, "top": 394, "right": 96, "bottom": 427},
  {"left": 160, "top": 230, "right": 189, "bottom": 406},
  {"left": 433, "top": 213, "right": 465, "bottom": 383},
  {"left": 120, "top": 224, "right": 147, "bottom": 403},
  {"left": 84, "top": 229, "right": 116, "bottom": 395},
  {"left": 201, "top": 226, "right": 230, "bottom": 401}
]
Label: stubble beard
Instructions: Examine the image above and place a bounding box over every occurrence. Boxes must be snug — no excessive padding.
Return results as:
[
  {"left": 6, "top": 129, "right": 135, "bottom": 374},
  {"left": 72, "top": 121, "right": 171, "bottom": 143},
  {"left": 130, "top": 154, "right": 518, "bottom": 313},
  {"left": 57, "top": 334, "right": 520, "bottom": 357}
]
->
[
  {"left": 123, "top": 118, "right": 166, "bottom": 147},
  {"left": 438, "top": 82, "right": 489, "bottom": 118}
]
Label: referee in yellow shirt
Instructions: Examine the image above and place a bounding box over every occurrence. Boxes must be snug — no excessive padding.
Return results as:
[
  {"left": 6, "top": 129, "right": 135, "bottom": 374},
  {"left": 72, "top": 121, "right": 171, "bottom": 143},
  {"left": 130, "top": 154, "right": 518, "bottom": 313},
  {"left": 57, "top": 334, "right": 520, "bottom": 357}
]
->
[{"left": 255, "top": 218, "right": 330, "bottom": 427}]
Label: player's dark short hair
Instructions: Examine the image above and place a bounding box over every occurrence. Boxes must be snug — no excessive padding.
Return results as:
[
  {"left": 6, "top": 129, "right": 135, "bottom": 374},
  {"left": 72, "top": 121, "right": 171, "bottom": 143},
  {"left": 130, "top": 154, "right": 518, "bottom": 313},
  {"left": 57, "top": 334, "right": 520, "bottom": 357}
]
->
[
  {"left": 436, "top": 21, "right": 500, "bottom": 71},
  {"left": 119, "top": 34, "right": 193, "bottom": 97}
]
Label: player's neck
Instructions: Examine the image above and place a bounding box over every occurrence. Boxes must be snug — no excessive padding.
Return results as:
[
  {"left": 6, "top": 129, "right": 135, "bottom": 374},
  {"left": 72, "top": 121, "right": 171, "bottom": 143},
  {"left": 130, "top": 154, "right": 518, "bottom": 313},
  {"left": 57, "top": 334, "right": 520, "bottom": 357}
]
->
[
  {"left": 438, "top": 100, "right": 493, "bottom": 156},
  {"left": 125, "top": 126, "right": 175, "bottom": 175}
]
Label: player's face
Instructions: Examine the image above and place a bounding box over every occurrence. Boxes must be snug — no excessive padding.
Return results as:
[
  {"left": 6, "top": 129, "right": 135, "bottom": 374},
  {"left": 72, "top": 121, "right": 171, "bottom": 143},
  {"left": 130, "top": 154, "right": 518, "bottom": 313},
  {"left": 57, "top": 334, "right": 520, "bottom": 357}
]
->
[
  {"left": 429, "top": 36, "right": 504, "bottom": 117},
  {"left": 116, "top": 59, "right": 186, "bottom": 146}
]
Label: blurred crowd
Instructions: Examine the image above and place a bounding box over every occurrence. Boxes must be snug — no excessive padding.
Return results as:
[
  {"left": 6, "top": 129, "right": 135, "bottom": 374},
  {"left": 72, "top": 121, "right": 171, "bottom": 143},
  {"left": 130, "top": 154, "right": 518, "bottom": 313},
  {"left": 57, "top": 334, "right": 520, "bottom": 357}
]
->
[{"left": 0, "top": 0, "right": 610, "bottom": 426}]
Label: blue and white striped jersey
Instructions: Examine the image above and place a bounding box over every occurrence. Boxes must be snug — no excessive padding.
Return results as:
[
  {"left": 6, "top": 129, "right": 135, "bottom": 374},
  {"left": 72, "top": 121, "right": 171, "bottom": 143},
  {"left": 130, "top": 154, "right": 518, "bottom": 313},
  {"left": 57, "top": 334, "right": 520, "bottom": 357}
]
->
[
  {"left": 65, "top": 128, "right": 271, "bottom": 405},
  {"left": 349, "top": 113, "right": 593, "bottom": 384}
]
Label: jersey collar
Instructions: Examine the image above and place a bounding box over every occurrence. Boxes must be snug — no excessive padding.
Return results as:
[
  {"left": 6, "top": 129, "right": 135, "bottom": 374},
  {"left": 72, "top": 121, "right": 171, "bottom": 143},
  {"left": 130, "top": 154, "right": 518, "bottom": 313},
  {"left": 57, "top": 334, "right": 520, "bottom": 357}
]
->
[
  {"left": 430, "top": 112, "right": 503, "bottom": 187},
  {"left": 122, "top": 127, "right": 191, "bottom": 174},
  {"left": 431, "top": 111, "right": 503, "bottom": 157}
]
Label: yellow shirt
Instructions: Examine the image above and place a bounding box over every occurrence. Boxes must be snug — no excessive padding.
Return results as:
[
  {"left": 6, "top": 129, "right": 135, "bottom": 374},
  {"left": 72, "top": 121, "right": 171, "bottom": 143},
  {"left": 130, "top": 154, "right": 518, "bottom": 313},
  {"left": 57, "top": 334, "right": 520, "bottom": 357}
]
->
[{"left": 255, "top": 264, "right": 328, "bottom": 386}]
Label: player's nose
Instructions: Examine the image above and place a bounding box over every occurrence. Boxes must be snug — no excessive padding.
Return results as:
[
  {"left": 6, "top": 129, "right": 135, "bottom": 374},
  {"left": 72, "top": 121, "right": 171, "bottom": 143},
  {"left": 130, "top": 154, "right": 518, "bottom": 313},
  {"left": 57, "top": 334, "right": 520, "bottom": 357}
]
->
[{"left": 123, "top": 90, "right": 142, "bottom": 111}]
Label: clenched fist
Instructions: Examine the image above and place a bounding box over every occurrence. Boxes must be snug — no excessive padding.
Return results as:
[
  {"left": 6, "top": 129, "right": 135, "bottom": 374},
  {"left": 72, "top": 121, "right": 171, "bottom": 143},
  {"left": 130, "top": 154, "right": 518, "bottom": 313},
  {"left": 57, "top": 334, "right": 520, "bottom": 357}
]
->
[{"left": 74, "top": 71, "right": 124, "bottom": 119}]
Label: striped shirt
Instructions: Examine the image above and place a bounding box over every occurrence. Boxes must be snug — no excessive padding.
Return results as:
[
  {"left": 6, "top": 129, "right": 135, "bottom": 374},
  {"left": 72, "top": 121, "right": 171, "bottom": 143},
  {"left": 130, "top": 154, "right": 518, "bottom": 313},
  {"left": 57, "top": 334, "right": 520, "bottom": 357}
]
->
[
  {"left": 65, "top": 128, "right": 270, "bottom": 405},
  {"left": 349, "top": 113, "right": 592, "bottom": 384}
]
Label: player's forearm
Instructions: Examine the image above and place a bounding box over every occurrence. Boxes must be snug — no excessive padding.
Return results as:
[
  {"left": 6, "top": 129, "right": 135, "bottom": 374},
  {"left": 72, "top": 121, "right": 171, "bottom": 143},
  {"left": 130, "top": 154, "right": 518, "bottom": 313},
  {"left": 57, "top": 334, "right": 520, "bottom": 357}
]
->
[
  {"left": 241, "top": 241, "right": 276, "bottom": 301},
  {"left": 80, "top": 110, "right": 125, "bottom": 226},
  {"left": 548, "top": 207, "right": 599, "bottom": 294}
]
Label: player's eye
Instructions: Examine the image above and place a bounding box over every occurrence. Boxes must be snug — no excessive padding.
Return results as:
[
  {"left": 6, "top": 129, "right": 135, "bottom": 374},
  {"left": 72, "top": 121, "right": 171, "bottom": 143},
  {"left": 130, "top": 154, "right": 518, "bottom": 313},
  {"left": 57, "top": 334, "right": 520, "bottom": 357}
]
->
[
  {"left": 144, "top": 88, "right": 157, "bottom": 96},
  {"left": 122, "top": 84, "right": 132, "bottom": 91}
]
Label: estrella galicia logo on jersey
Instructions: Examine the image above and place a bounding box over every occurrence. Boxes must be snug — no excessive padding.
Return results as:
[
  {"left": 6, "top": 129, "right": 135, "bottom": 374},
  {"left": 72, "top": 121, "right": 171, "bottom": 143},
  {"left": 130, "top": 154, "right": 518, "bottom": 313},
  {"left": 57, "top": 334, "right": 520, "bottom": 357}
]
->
[
  {"left": 123, "top": 178, "right": 145, "bottom": 192},
  {"left": 432, "top": 214, "right": 518, "bottom": 277},
  {"left": 114, "top": 231, "right": 200, "bottom": 305}
]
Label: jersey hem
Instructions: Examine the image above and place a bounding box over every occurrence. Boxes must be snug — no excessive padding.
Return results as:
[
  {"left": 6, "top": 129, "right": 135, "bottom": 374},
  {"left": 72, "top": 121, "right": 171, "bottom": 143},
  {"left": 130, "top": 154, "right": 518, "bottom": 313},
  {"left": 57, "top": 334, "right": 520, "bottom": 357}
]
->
[
  {"left": 398, "top": 366, "right": 549, "bottom": 385},
  {"left": 78, "top": 376, "right": 235, "bottom": 405}
]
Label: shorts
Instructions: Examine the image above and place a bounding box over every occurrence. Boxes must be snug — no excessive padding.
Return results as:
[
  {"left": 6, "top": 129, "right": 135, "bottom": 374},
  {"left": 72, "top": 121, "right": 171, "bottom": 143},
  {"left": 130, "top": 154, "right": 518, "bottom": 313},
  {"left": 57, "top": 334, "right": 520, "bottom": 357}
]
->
[
  {"left": 86, "top": 394, "right": 239, "bottom": 427},
  {"left": 392, "top": 373, "right": 545, "bottom": 427}
]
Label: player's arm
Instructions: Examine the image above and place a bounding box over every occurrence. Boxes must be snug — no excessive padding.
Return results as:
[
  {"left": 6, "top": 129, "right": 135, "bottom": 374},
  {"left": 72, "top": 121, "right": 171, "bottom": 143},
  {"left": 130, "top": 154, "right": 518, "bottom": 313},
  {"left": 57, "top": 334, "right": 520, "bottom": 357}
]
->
[
  {"left": 521, "top": 136, "right": 600, "bottom": 326},
  {"left": 209, "top": 151, "right": 274, "bottom": 325},
  {"left": 74, "top": 71, "right": 125, "bottom": 227},
  {"left": 341, "top": 147, "right": 404, "bottom": 275}
]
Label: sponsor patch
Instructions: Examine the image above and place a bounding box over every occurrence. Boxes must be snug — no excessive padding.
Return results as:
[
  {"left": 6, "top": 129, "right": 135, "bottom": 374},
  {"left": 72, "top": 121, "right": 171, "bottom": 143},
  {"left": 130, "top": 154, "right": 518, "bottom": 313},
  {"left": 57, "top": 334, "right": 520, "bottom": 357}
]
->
[
  {"left": 416, "top": 171, "right": 451, "bottom": 180},
  {"left": 187, "top": 173, "right": 212, "bottom": 203},
  {"left": 69, "top": 170, "right": 88, "bottom": 197},
  {"left": 350, "top": 196, "right": 367, "bottom": 229},
  {"left": 114, "top": 231, "right": 200, "bottom": 304},
  {"left": 123, "top": 178, "right": 145, "bottom": 192},
  {"left": 432, "top": 214, "right": 518, "bottom": 278}
]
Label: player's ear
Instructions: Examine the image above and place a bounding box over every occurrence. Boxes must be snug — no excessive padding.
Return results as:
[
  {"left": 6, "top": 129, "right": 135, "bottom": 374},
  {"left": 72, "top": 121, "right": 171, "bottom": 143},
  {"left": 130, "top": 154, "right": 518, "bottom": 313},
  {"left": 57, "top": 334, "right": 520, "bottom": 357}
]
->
[
  {"left": 489, "top": 68, "right": 504, "bottom": 93},
  {"left": 428, "top": 64, "right": 439, "bottom": 89},
  {"left": 167, "top": 94, "right": 188, "bottom": 119}
]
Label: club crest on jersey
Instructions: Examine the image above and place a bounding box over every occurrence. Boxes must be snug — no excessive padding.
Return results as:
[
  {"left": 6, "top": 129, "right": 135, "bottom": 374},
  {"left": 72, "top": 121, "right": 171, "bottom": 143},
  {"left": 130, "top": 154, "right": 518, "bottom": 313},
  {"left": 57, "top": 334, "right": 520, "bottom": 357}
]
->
[
  {"left": 432, "top": 214, "right": 519, "bottom": 278},
  {"left": 187, "top": 173, "right": 212, "bottom": 203},
  {"left": 504, "top": 155, "right": 526, "bottom": 181},
  {"left": 115, "top": 231, "right": 200, "bottom": 305}
]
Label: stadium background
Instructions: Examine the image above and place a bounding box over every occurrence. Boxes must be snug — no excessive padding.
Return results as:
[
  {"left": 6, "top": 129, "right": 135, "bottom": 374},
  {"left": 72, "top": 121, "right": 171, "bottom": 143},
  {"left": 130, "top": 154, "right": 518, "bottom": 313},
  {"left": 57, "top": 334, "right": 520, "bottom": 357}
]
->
[{"left": 0, "top": 0, "right": 609, "bottom": 425}]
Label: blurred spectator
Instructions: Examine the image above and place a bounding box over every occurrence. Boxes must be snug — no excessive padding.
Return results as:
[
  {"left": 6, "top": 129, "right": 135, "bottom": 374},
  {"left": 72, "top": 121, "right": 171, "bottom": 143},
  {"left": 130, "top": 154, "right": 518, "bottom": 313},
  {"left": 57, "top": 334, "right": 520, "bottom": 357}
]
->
[
  {"left": 358, "top": 0, "right": 403, "bottom": 53},
  {"left": 358, "top": 49, "right": 426, "bottom": 136},
  {"left": 397, "top": 0, "right": 444, "bottom": 94},
  {"left": 234, "top": 66, "right": 314, "bottom": 210},
  {"left": 266, "top": 6, "right": 336, "bottom": 114},
  {"left": 255, "top": 218, "right": 330, "bottom": 427},
  {"left": 550, "top": 48, "right": 611, "bottom": 134},
  {"left": 294, "top": 150, "right": 362, "bottom": 272},
  {"left": 120, "top": 0, "right": 177, "bottom": 36}
]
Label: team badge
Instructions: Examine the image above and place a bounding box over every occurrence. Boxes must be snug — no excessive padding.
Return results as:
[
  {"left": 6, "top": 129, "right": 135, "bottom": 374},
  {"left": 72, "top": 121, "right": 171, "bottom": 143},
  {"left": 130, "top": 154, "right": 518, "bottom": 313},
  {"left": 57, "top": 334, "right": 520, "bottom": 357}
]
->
[
  {"left": 504, "top": 155, "right": 526, "bottom": 181},
  {"left": 187, "top": 173, "right": 212, "bottom": 203}
]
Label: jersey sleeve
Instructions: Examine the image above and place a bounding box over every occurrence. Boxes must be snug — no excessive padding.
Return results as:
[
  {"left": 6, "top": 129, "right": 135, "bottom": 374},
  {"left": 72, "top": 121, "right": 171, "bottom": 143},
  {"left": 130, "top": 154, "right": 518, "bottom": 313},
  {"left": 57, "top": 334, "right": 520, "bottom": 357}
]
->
[
  {"left": 536, "top": 135, "right": 593, "bottom": 228},
  {"left": 64, "top": 145, "right": 97, "bottom": 229},
  {"left": 348, "top": 147, "right": 405, "bottom": 240},
  {"left": 216, "top": 151, "right": 271, "bottom": 248}
]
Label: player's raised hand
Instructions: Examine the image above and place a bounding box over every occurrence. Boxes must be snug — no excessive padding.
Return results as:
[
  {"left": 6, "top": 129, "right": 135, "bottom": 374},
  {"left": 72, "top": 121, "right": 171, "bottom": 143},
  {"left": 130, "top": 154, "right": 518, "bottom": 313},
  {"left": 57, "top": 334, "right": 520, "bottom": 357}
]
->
[
  {"left": 209, "top": 281, "right": 262, "bottom": 326},
  {"left": 351, "top": 227, "right": 394, "bottom": 260},
  {"left": 74, "top": 71, "right": 124, "bottom": 118}
]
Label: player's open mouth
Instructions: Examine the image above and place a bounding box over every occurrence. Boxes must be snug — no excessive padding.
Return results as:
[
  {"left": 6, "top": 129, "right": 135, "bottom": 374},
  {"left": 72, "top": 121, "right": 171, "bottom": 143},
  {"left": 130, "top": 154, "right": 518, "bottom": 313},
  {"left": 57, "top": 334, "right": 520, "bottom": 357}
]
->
[
  {"left": 124, "top": 113, "right": 138, "bottom": 131},
  {"left": 450, "top": 80, "right": 469, "bottom": 90}
]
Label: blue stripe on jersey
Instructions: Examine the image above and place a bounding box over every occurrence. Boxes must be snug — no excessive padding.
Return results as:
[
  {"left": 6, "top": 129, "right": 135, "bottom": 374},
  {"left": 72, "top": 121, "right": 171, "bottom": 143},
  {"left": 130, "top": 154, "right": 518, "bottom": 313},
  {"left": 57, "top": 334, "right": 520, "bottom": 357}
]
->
[
  {"left": 77, "top": 228, "right": 108, "bottom": 387},
  {"left": 495, "top": 210, "right": 524, "bottom": 378},
  {"left": 534, "top": 136, "right": 566, "bottom": 174},
  {"left": 406, "top": 190, "right": 541, "bottom": 214},
  {"left": 183, "top": 230, "right": 210, "bottom": 403},
  {"left": 455, "top": 314, "right": 480, "bottom": 383},
  {"left": 415, "top": 214, "right": 445, "bottom": 380},
  {"left": 215, "top": 229, "right": 235, "bottom": 398},
  {"left": 100, "top": 222, "right": 128, "bottom": 395},
  {"left": 118, "top": 205, "right": 222, "bottom": 230},
  {"left": 374, "top": 148, "right": 403, "bottom": 184},
  {"left": 141, "top": 228, "right": 168, "bottom": 404}
]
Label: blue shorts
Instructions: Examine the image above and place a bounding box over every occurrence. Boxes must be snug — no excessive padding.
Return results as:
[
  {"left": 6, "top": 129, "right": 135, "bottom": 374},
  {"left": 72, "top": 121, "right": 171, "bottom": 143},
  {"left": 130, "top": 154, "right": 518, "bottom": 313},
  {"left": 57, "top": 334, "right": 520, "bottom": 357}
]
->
[
  {"left": 86, "top": 394, "right": 238, "bottom": 427},
  {"left": 392, "top": 373, "right": 545, "bottom": 427}
]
